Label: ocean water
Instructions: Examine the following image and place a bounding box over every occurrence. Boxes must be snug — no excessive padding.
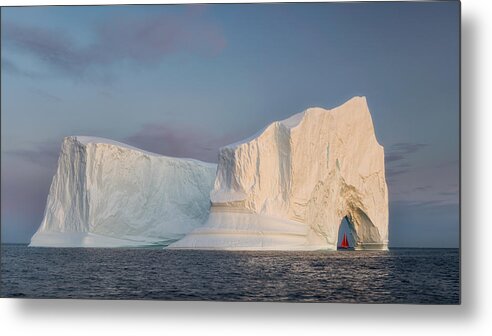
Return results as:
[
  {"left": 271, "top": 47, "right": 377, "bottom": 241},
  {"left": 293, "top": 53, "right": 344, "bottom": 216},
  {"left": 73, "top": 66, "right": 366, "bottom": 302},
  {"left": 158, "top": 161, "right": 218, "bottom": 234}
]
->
[{"left": 1, "top": 245, "right": 459, "bottom": 304}]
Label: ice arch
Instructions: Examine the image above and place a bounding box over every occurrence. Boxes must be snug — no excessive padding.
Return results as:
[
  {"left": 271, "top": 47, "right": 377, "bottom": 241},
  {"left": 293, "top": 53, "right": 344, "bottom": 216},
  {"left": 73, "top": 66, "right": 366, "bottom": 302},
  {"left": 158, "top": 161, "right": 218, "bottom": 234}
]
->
[
  {"left": 337, "top": 212, "right": 386, "bottom": 250},
  {"left": 170, "top": 97, "right": 389, "bottom": 250}
]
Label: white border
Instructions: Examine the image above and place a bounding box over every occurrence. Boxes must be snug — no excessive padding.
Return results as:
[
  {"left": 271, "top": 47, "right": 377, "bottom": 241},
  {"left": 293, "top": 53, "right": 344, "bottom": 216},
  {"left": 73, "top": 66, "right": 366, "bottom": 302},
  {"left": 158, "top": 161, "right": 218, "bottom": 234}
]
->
[{"left": 2, "top": 0, "right": 492, "bottom": 335}]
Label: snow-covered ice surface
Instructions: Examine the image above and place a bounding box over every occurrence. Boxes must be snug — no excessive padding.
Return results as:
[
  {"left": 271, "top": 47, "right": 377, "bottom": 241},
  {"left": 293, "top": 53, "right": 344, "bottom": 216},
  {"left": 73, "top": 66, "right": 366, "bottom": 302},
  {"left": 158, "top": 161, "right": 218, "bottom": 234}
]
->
[
  {"left": 30, "top": 136, "right": 217, "bottom": 247},
  {"left": 170, "top": 97, "right": 389, "bottom": 250}
]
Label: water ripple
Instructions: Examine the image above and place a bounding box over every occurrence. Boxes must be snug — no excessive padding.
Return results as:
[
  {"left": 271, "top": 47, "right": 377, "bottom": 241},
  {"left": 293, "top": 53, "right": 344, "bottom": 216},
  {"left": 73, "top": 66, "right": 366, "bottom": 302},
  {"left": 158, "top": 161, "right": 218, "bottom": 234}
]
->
[{"left": 0, "top": 245, "right": 459, "bottom": 303}]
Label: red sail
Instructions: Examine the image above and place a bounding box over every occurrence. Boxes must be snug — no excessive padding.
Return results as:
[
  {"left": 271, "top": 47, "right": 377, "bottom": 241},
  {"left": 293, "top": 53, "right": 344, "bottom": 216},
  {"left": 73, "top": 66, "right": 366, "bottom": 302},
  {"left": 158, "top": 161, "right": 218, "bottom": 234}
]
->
[{"left": 341, "top": 233, "right": 349, "bottom": 248}]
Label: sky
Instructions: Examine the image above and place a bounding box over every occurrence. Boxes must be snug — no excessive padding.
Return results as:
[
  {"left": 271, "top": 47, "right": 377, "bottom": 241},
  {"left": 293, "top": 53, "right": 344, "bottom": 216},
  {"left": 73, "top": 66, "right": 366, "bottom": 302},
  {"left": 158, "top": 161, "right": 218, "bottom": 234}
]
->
[{"left": 1, "top": 2, "right": 460, "bottom": 247}]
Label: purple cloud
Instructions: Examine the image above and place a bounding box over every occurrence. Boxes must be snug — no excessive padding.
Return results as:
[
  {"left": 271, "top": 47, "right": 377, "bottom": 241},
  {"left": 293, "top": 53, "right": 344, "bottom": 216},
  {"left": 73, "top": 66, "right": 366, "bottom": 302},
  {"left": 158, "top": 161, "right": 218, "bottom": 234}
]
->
[
  {"left": 385, "top": 142, "right": 428, "bottom": 164},
  {"left": 124, "top": 123, "right": 239, "bottom": 163},
  {"left": 1, "top": 164, "right": 53, "bottom": 216},
  {"left": 4, "top": 119, "right": 239, "bottom": 172},
  {"left": 2, "top": 6, "right": 226, "bottom": 79},
  {"left": 1, "top": 155, "right": 57, "bottom": 243},
  {"left": 4, "top": 140, "right": 61, "bottom": 170},
  {"left": 384, "top": 142, "right": 429, "bottom": 180},
  {"left": 93, "top": 8, "right": 225, "bottom": 64}
]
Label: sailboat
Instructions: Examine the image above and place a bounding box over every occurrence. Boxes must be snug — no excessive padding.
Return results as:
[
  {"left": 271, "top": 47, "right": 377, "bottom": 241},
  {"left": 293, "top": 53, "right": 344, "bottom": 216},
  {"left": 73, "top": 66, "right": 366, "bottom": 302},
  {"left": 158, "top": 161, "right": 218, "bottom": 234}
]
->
[{"left": 339, "top": 233, "right": 350, "bottom": 249}]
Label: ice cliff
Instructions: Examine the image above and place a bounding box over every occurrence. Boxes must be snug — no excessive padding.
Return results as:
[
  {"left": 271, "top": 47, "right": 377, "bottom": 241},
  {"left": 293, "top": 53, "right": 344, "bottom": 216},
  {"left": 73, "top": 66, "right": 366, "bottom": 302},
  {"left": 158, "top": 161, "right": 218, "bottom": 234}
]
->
[
  {"left": 30, "top": 136, "right": 217, "bottom": 247},
  {"left": 170, "top": 96, "right": 389, "bottom": 250}
]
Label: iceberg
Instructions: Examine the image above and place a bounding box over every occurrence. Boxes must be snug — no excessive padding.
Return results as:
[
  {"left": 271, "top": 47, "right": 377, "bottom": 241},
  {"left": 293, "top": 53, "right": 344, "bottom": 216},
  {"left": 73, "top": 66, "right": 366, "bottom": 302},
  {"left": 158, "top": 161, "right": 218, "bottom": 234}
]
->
[
  {"left": 170, "top": 97, "right": 389, "bottom": 250},
  {"left": 30, "top": 136, "right": 216, "bottom": 247}
]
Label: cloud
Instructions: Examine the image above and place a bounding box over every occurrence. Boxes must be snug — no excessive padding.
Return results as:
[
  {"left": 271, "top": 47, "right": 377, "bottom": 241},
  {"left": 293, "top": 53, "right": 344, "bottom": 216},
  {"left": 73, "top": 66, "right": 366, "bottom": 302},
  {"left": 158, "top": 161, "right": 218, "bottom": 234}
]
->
[
  {"left": 4, "top": 140, "right": 61, "bottom": 170},
  {"left": 2, "top": 57, "right": 22, "bottom": 74},
  {"left": 384, "top": 142, "right": 428, "bottom": 179},
  {"left": 439, "top": 191, "right": 458, "bottom": 196},
  {"left": 1, "top": 156, "right": 57, "bottom": 243},
  {"left": 93, "top": 7, "right": 226, "bottom": 64},
  {"left": 414, "top": 185, "right": 432, "bottom": 192},
  {"left": 435, "top": 159, "right": 459, "bottom": 169},
  {"left": 1, "top": 57, "right": 46, "bottom": 78},
  {"left": 385, "top": 162, "right": 412, "bottom": 179},
  {"left": 1, "top": 163, "right": 53, "bottom": 215},
  {"left": 29, "top": 88, "right": 63, "bottom": 102},
  {"left": 385, "top": 167, "right": 406, "bottom": 179},
  {"left": 2, "top": 21, "right": 88, "bottom": 76},
  {"left": 124, "top": 123, "right": 240, "bottom": 163},
  {"left": 2, "top": 6, "right": 226, "bottom": 79},
  {"left": 394, "top": 199, "right": 458, "bottom": 208},
  {"left": 4, "top": 119, "right": 240, "bottom": 172},
  {"left": 385, "top": 142, "right": 428, "bottom": 164}
]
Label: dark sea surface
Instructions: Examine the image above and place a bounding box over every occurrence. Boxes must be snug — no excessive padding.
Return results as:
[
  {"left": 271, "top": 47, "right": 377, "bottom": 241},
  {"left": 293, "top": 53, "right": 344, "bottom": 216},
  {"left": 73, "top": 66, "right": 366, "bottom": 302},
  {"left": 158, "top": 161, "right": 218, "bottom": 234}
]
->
[{"left": 1, "top": 245, "right": 459, "bottom": 304}]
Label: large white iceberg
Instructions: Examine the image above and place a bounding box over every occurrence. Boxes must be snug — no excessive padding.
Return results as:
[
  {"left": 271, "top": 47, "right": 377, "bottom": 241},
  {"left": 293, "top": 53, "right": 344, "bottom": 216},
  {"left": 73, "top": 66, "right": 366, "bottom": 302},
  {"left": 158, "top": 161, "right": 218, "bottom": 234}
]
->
[
  {"left": 170, "top": 97, "right": 389, "bottom": 250},
  {"left": 30, "top": 136, "right": 217, "bottom": 247}
]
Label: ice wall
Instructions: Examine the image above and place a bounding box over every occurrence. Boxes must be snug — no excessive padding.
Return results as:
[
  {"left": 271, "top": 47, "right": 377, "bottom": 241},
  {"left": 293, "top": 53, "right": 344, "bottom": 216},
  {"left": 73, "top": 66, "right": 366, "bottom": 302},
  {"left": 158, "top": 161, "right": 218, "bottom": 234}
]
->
[
  {"left": 30, "top": 136, "right": 216, "bottom": 247},
  {"left": 170, "top": 97, "right": 388, "bottom": 250}
]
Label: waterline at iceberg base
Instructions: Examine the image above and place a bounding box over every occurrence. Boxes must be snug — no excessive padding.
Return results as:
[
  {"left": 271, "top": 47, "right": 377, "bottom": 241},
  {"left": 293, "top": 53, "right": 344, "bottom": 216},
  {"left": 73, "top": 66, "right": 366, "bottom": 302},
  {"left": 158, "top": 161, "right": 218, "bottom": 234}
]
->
[{"left": 31, "top": 96, "right": 388, "bottom": 250}]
